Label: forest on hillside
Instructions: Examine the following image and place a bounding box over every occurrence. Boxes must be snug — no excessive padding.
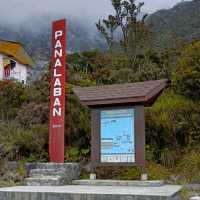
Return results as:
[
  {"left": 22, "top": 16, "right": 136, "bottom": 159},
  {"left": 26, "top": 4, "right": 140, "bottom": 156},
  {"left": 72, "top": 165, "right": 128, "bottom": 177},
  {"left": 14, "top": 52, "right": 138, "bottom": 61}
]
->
[{"left": 0, "top": 0, "right": 200, "bottom": 198}]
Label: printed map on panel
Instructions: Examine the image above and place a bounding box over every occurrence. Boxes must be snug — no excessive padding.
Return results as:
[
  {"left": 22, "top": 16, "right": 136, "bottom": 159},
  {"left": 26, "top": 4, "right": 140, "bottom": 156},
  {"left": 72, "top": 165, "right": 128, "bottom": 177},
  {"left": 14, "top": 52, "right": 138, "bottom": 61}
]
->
[{"left": 100, "top": 109, "right": 135, "bottom": 163}]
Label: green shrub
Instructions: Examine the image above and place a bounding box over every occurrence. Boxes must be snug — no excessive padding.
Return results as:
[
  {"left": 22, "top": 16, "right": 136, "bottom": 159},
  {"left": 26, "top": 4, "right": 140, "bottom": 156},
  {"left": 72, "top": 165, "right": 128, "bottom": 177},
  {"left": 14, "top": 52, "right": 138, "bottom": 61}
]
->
[
  {"left": 95, "top": 166, "right": 142, "bottom": 180},
  {"left": 93, "top": 162, "right": 170, "bottom": 181},
  {"left": 146, "top": 90, "right": 200, "bottom": 164},
  {"left": 176, "top": 151, "right": 200, "bottom": 183},
  {"left": 0, "top": 160, "right": 23, "bottom": 187},
  {"left": 0, "top": 81, "right": 28, "bottom": 119},
  {"left": 146, "top": 162, "right": 171, "bottom": 180},
  {"left": 65, "top": 147, "right": 80, "bottom": 162},
  {"left": 0, "top": 122, "right": 48, "bottom": 161},
  {"left": 65, "top": 147, "right": 90, "bottom": 162},
  {"left": 119, "top": 166, "right": 142, "bottom": 180}
]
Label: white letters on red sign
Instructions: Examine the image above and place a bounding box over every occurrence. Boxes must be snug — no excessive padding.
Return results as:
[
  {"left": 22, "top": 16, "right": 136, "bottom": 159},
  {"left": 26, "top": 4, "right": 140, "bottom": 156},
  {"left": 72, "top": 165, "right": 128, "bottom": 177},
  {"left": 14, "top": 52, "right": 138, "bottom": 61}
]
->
[{"left": 52, "top": 30, "right": 63, "bottom": 117}]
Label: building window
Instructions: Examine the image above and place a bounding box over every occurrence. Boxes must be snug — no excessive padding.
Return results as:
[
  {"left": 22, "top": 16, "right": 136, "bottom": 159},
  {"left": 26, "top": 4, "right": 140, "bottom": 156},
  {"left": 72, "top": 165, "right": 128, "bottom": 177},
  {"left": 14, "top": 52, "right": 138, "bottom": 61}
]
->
[{"left": 10, "top": 59, "right": 16, "bottom": 69}]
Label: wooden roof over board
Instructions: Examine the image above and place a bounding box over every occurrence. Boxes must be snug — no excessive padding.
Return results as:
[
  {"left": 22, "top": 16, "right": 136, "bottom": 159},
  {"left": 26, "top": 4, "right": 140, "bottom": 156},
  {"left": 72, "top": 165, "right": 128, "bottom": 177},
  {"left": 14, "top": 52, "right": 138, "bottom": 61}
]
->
[{"left": 73, "top": 79, "right": 169, "bottom": 107}]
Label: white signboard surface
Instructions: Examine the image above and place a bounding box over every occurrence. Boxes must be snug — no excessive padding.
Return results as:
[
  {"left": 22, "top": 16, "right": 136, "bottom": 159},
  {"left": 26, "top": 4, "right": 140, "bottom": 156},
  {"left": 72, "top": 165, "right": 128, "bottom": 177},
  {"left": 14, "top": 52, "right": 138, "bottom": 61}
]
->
[{"left": 100, "top": 108, "right": 135, "bottom": 163}]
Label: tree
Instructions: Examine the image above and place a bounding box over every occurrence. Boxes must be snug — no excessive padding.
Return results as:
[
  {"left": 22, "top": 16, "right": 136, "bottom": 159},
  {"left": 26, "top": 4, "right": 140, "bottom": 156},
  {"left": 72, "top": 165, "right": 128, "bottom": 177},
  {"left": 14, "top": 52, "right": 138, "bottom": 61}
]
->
[
  {"left": 96, "top": 15, "right": 118, "bottom": 52},
  {"left": 96, "top": 0, "right": 148, "bottom": 55},
  {"left": 173, "top": 41, "right": 200, "bottom": 100}
]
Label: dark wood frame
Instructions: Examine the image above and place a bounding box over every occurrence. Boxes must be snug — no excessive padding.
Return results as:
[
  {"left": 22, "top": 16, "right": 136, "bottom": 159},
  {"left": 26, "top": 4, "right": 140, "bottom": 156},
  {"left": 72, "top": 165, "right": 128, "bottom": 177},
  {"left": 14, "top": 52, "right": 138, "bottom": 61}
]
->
[{"left": 91, "top": 105, "right": 145, "bottom": 169}]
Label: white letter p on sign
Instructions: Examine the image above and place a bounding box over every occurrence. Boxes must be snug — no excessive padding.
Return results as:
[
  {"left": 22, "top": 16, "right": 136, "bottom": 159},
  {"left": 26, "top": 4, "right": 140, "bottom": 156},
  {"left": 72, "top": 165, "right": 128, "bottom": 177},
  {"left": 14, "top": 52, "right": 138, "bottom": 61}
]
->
[{"left": 55, "top": 31, "right": 63, "bottom": 40}]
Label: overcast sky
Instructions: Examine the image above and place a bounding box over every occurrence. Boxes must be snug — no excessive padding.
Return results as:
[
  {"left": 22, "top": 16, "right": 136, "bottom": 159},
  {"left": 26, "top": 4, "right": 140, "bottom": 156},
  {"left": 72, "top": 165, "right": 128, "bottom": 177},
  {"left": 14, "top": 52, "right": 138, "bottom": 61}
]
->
[{"left": 0, "top": 0, "right": 191, "bottom": 25}]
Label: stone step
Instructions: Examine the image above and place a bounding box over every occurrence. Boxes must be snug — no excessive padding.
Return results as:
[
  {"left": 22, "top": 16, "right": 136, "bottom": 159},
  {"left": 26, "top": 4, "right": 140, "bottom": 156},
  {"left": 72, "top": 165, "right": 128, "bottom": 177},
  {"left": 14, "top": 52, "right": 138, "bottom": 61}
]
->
[
  {"left": 36, "top": 163, "right": 78, "bottom": 170},
  {"left": 72, "top": 180, "right": 165, "bottom": 187},
  {"left": 25, "top": 163, "right": 80, "bottom": 186},
  {"left": 190, "top": 197, "right": 200, "bottom": 200},
  {"left": 185, "top": 184, "right": 200, "bottom": 191},
  {"left": 25, "top": 176, "right": 65, "bottom": 186},
  {"left": 29, "top": 169, "right": 67, "bottom": 178},
  {"left": 35, "top": 163, "right": 80, "bottom": 180}
]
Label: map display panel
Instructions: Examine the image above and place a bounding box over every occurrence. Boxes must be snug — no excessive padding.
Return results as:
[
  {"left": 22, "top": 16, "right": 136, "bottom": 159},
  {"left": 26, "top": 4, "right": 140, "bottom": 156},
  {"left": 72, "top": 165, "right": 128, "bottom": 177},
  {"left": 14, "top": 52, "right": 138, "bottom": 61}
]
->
[{"left": 100, "top": 108, "right": 135, "bottom": 163}]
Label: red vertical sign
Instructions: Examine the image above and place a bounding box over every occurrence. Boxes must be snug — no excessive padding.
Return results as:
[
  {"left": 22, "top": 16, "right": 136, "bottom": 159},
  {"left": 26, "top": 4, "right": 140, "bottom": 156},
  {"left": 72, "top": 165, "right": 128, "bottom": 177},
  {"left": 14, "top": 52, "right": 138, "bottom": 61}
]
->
[{"left": 49, "top": 19, "right": 66, "bottom": 163}]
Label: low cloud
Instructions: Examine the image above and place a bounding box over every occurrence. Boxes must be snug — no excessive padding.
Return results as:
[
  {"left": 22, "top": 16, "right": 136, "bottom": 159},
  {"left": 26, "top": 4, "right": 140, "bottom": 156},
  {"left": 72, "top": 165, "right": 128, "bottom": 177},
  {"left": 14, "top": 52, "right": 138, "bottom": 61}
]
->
[{"left": 0, "top": 0, "right": 191, "bottom": 25}]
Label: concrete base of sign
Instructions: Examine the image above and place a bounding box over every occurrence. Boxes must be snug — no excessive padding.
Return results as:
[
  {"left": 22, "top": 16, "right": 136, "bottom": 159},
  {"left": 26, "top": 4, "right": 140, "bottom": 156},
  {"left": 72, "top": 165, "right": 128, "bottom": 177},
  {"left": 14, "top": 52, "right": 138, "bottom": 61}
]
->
[
  {"left": 0, "top": 184, "right": 182, "bottom": 200},
  {"left": 25, "top": 163, "right": 80, "bottom": 186},
  {"left": 72, "top": 179, "right": 164, "bottom": 187}
]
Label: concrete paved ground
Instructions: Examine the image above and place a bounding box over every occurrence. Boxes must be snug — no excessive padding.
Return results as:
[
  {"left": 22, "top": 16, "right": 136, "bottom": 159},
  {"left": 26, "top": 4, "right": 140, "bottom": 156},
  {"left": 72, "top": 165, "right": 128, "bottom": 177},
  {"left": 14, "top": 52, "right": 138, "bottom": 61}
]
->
[{"left": 0, "top": 184, "right": 181, "bottom": 196}]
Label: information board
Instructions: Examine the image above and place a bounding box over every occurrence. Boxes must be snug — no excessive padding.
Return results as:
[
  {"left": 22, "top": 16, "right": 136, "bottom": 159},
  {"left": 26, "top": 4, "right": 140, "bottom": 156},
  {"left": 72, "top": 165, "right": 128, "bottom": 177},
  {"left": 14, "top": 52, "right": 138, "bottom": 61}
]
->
[{"left": 100, "top": 108, "right": 135, "bottom": 163}]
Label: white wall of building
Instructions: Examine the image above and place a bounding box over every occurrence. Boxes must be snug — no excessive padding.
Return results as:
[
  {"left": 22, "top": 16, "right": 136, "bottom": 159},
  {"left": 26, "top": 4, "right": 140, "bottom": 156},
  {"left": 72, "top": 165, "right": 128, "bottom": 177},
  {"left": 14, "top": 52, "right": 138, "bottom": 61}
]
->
[
  {"left": 0, "top": 53, "right": 3, "bottom": 80},
  {"left": 10, "top": 62, "right": 28, "bottom": 84},
  {"left": 0, "top": 54, "right": 28, "bottom": 84}
]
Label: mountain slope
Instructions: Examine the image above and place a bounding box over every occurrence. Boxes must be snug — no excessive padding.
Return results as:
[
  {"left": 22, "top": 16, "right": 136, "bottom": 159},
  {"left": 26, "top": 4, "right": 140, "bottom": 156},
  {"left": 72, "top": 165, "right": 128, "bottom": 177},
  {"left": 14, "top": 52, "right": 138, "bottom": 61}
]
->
[
  {"left": 0, "top": 16, "right": 105, "bottom": 79},
  {"left": 147, "top": 0, "right": 200, "bottom": 44},
  {"left": 0, "top": 16, "right": 105, "bottom": 61}
]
